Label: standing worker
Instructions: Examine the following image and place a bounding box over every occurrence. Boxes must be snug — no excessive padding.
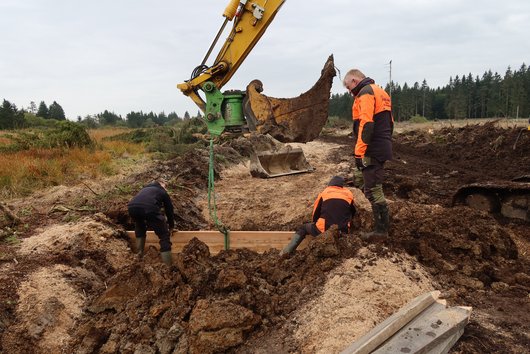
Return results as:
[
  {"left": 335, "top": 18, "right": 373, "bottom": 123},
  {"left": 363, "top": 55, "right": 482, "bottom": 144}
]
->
[
  {"left": 128, "top": 179, "right": 175, "bottom": 265},
  {"left": 280, "top": 176, "right": 356, "bottom": 255},
  {"left": 343, "top": 69, "right": 393, "bottom": 240}
]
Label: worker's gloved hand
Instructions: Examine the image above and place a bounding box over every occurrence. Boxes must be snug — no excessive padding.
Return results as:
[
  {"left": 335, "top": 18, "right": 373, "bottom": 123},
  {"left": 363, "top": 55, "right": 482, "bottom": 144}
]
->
[
  {"left": 355, "top": 155, "right": 372, "bottom": 170},
  {"left": 355, "top": 156, "right": 367, "bottom": 170}
]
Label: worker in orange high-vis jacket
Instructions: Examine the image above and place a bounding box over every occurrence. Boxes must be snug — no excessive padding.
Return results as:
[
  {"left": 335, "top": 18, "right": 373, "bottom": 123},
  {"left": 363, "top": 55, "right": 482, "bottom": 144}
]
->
[
  {"left": 343, "top": 69, "right": 393, "bottom": 240},
  {"left": 280, "top": 176, "right": 356, "bottom": 255}
]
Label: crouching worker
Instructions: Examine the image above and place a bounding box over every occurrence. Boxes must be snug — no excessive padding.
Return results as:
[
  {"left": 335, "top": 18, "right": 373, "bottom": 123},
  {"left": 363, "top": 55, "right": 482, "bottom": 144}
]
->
[
  {"left": 280, "top": 176, "right": 356, "bottom": 255},
  {"left": 128, "top": 179, "right": 175, "bottom": 265}
]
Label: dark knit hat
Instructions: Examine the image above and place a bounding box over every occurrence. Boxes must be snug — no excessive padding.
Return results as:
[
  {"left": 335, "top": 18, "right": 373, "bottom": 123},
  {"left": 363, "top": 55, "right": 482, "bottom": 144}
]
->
[{"left": 328, "top": 176, "right": 345, "bottom": 187}]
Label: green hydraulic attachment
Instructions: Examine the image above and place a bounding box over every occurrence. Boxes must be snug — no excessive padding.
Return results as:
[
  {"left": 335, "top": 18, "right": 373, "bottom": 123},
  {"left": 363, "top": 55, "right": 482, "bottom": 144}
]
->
[{"left": 201, "top": 81, "right": 246, "bottom": 136}]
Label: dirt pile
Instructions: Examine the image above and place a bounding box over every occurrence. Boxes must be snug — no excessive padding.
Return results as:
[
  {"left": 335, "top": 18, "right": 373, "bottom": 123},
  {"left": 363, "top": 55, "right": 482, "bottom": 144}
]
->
[
  {"left": 396, "top": 121, "right": 530, "bottom": 179},
  {"left": 288, "top": 254, "right": 433, "bottom": 354},
  {"left": 390, "top": 202, "right": 522, "bottom": 291},
  {"left": 17, "top": 215, "right": 131, "bottom": 269},
  {"left": 68, "top": 228, "right": 438, "bottom": 354},
  {"left": 1, "top": 214, "right": 132, "bottom": 354},
  {"left": 0, "top": 121, "right": 529, "bottom": 353},
  {"left": 68, "top": 228, "right": 353, "bottom": 353},
  {"left": 387, "top": 121, "right": 530, "bottom": 206}
]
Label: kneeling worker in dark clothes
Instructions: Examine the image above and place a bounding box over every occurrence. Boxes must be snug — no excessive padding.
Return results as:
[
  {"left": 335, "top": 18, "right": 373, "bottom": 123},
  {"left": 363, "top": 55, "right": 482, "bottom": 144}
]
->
[
  {"left": 280, "top": 176, "right": 356, "bottom": 255},
  {"left": 128, "top": 179, "right": 175, "bottom": 265}
]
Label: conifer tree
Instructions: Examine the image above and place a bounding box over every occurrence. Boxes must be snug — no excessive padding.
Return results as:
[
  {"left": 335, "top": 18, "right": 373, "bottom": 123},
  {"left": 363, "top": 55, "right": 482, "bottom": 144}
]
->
[
  {"left": 0, "top": 100, "right": 25, "bottom": 129},
  {"left": 48, "top": 101, "right": 66, "bottom": 120},
  {"left": 37, "top": 101, "right": 49, "bottom": 119}
]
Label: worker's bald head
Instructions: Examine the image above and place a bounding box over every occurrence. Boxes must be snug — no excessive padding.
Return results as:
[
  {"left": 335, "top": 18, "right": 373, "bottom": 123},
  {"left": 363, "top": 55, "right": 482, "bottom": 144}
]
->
[{"left": 343, "top": 69, "right": 366, "bottom": 86}]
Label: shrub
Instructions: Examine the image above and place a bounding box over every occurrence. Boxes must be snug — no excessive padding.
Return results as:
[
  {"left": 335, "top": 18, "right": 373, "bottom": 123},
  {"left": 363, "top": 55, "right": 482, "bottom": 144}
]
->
[
  {"left": 0, "top": 122, "right": 94, "bottom": 151},
  {"left": 23, "top": 113, "right": 57, "bottom": 128},
  {"left": 408, "top": 115, "right": 429, "bottom": 123},
  {"left": 42, "top": 121, "right": 93, "bottom": 148},
  {"left": 326, "top": 116, "right": 350, "bottom": 129},
  {"left": 106, "top": 122, "right": 207, "bottom": 155}
]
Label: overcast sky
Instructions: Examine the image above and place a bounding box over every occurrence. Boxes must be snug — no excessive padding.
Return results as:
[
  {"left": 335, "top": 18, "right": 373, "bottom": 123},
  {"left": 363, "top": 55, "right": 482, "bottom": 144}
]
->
[{"left": 1, "top": 0, "right": 529, "bottom": 119}]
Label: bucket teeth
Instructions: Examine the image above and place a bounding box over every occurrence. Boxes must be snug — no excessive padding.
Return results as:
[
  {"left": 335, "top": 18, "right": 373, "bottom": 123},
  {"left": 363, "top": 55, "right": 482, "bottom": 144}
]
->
[{"left": 248, "top": 135, "right": 314, "bottom": 178}]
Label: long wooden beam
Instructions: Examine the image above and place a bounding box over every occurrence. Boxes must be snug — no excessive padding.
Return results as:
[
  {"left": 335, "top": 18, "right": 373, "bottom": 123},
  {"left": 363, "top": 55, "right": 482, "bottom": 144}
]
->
[{"left": 126, "top": 230, "right": 308, "bottom": 254}]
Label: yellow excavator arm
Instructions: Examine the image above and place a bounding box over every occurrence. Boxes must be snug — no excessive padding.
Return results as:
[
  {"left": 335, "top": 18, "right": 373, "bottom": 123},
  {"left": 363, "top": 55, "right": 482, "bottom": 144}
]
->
[
  {"left": 176, "top": 0, "right": 336, "bottom": 179},
  {"left": 177, "top": 0, "right": 285, "bottom": 113}
]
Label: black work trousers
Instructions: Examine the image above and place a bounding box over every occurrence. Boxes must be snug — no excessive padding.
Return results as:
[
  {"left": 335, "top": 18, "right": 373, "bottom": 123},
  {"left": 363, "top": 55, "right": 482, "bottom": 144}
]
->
[{"left": 128, "top": 207, "right": 172, "bottom": 252}]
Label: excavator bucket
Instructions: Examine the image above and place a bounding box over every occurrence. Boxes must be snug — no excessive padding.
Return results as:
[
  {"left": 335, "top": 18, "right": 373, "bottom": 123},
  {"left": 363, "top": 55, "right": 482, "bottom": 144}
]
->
[
  {"left": 246, "top": 133, "right": 314, "bottom": 178},
  {"left": 242, "top": 55, "right": 336, "bottom": 178},
  {"left": 250, "top": 147, "right": 313, "bottom": 178},
  {"left": 243, "top": 55, "right": 336, "bottom": 143}
]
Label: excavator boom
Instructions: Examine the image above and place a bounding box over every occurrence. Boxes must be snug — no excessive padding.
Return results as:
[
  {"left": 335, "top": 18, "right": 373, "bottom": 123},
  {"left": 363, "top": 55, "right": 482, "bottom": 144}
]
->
[
  {"left": 177, "top": 0, "right": 285, "bottom": 114},
  {"left": 213, "top": 0, "right": 285, "bottom": 89}
]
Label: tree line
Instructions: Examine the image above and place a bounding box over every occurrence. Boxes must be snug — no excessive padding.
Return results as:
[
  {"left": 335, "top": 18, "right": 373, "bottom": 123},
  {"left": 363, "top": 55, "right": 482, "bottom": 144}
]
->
[
  {"left": 329, "top": 63, "right": 530, "bottom": 121},
  {"left": 0, "top": 97, "right": 201, "bottom": 130},
  {"left": 77, "top": 110, "right": 201, "bottom": 128},
  {"left": 77, "top": 110, "right": 191, "bottom": 128},
  {"left": 3, "top": 63, "right": 528, "bottom": 130},
  {"left": 0, "top": 100, "right": 66, "bottom": 129}
]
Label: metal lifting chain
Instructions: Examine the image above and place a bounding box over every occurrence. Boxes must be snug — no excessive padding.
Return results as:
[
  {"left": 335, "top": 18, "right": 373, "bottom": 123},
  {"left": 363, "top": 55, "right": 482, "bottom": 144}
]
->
[{"left": 207, "top": 138, "right": 230, "bottom": 250}]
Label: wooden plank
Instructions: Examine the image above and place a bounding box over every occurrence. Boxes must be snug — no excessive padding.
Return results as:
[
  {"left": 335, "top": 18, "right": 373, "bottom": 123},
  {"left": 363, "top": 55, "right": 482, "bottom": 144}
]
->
[
  {"left": 126, "top": 230, "right": 309, "bottom": 254},
  {"left": 373, "top": 305, "right": 472, "bottom": 354},
  {"left": 340, "top": 291, "right": 441, "bottom": 354}
]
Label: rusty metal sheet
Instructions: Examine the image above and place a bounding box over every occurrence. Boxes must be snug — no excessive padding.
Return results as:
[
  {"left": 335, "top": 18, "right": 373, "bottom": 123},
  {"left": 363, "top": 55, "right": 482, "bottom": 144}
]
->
[{"left": 244, "top": 55, "right": 336, "bottom": 143}]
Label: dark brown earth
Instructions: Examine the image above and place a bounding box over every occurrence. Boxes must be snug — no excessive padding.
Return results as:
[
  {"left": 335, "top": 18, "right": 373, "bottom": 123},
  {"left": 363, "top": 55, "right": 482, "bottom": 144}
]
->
[{"left": 0, "top": 122, "right": 529, "bottom": 353}]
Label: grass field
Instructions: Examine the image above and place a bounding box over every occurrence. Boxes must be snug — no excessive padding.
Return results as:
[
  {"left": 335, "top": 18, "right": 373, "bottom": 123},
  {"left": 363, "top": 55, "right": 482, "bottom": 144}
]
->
[
  {"left": 1, "top": 119, "right": 527, "bottom": 199},
  {"left": 0, "top": 128, "right": 146, "bottom": 199}
]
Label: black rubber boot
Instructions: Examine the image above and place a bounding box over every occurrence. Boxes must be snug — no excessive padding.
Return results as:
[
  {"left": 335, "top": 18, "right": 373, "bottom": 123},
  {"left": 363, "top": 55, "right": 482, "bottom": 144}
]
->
[
  {"left": 379, "top": 203, "right": 390, "bottom": 234},
  {"left": 280, "top": 233, "right": 304, "bottom": 255},
  {"left": 160, "top": 251, "right": 172, "bottom": 266},
  {"left": 136, "top": 237, "right": 146, "bottom": 257},
  {"left": 360, "top": 204, "right": 389, "bottom": 241}
]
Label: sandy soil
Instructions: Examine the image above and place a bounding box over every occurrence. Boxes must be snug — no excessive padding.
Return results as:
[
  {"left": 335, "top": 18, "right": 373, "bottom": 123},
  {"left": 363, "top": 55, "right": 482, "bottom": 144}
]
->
[
  {"left": 0, "top": 122, "right": 528, "bottom": 353},
  {"left": 197, "top": 139, "right": 369, "bottom": 231},
  {"left": 290, "top": 254, "right": 434, "bottom": 354}
]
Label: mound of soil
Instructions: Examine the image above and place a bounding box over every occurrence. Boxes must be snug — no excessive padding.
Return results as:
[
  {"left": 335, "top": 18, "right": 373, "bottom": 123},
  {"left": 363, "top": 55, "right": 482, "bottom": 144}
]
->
[
  {"left": 68, "top": 229, "right": 436, "bottom": 354},
  {"left": 1, "top": 121, "right": 529, "bottom": 354},
  {"left": 1, "top": 214, "right": 132, "bottom": 354},
  {"left": 387, "top": 121, "right": 530, "bottom": 206}
]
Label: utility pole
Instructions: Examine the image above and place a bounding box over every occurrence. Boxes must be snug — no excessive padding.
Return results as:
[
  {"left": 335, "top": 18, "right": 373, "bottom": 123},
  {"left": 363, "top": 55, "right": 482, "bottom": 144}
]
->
[
  {"left": 388, "top": 60, "right": 393, "bottom": 99},
  {"left": 423, "top": 89, "right": 426, "bottom": 117}
]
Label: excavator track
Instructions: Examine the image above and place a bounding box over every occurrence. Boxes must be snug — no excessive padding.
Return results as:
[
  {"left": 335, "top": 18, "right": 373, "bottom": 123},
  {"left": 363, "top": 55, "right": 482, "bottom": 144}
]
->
[{"left": 452, "top": 177, "right": 530, "bottom": 221}]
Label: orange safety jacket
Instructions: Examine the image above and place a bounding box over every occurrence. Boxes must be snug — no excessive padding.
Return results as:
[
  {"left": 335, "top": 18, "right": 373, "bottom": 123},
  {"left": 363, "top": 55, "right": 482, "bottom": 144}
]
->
[
  {"left": 312, "top": 186, "right": 356, "bottom": 233},
  {"left": 351, "top": 79, "right": 394, "bottom": 162}
]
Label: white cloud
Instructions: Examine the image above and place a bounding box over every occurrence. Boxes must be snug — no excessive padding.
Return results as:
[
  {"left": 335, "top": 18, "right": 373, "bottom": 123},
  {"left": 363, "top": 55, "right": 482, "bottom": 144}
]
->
[{"left": 1, "top": 0, "right": 529, "bottom": 118}]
